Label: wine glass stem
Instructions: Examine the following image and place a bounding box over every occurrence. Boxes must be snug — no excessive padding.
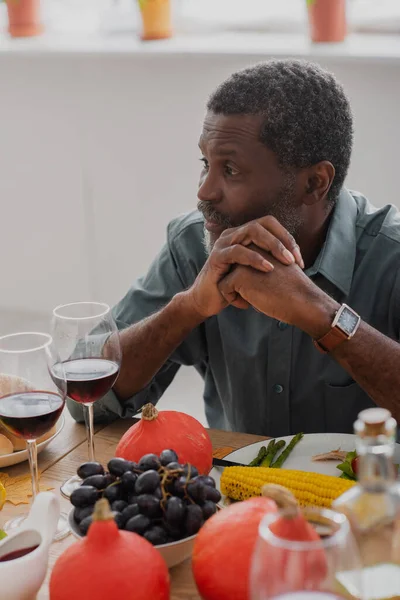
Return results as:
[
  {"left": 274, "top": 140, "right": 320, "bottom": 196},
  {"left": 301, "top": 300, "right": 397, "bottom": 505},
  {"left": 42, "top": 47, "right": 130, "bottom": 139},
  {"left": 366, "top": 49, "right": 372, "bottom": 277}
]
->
[
  {"left": 26, "top": 439, "right": 39, "bottom": 502},
  {"left": 85, "top": 403, "right": 95, "bottom": 461}
]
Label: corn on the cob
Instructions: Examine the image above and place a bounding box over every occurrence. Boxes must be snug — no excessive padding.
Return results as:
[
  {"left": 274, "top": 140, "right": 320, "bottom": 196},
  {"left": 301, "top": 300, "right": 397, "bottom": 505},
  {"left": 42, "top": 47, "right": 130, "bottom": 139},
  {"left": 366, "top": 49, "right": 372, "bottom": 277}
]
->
[{"left": 220, "top": 467, "right": 355, "bottom": 508}]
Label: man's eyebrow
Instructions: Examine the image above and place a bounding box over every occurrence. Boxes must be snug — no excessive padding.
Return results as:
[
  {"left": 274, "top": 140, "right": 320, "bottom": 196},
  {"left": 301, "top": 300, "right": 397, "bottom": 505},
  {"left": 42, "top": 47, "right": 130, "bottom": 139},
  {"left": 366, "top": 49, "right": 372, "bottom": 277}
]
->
[{"left": 198, "top": 144, "right": 238, "bottom": 158}]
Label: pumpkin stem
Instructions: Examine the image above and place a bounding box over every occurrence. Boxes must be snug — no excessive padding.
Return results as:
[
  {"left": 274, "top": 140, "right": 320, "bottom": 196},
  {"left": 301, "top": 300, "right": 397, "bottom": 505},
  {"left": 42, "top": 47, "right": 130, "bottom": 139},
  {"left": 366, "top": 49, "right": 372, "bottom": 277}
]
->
[
  {"left": 92, "top": 498, "right": 114, "bottom": 522},
  {"left": 141, "top": 403, "right": 159, "bottom": 421},
  {"left": 261, "top": 484, "right": 299, "bottom": 519}
]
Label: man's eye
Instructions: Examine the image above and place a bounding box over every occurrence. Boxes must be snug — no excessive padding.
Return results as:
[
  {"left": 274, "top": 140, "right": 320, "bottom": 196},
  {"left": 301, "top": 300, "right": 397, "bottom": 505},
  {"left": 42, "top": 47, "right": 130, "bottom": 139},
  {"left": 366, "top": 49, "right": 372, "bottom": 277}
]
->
[
  {"left": 225, "top": 164, "right": 239, "bottom": 176},
  {"left": 200, "top": 158, "right": 209, "bottom": 170}
]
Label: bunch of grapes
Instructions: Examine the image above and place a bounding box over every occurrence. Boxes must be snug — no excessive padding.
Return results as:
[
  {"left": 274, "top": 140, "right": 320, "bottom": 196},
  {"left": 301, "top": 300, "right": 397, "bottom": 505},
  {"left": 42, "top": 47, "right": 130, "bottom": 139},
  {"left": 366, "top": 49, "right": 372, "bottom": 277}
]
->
[{"left": 70, "top": 449, "right": 221, "bottom": 546}]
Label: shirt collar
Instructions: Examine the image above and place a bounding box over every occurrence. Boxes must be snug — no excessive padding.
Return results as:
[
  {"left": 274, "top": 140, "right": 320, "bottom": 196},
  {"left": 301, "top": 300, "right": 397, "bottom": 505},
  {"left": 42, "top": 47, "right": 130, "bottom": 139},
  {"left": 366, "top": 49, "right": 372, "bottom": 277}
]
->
[{"left": 305, "top": 188, "right": 357, "bottom": 297}]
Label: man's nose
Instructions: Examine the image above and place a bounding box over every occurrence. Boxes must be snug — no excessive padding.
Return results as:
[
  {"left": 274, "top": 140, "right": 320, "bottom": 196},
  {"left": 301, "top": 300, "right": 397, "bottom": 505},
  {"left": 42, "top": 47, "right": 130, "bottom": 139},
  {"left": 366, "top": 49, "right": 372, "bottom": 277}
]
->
[{"left": 197, "top": 170, "right": 222, "bottom": 204}]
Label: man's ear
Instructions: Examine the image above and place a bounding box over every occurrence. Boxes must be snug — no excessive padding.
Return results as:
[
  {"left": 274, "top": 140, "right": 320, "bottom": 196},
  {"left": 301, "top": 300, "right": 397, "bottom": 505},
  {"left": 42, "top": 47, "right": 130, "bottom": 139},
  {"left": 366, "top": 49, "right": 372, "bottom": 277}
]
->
[{"left": 302, "top": 161, "right": 335, "bottom": 206}]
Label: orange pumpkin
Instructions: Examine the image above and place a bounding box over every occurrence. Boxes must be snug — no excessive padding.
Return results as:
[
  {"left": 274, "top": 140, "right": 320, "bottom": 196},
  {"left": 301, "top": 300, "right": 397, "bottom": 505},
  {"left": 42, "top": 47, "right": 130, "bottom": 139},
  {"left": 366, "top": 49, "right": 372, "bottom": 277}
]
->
[
  {"left": 50, "top": 499, "right": 170, "bottom": 600},
  {"left": 192, "top": 497, "right": 277, "bottom": 600},
  {"left": 116, "top": 403, "right": 213, "bottom": 474}
]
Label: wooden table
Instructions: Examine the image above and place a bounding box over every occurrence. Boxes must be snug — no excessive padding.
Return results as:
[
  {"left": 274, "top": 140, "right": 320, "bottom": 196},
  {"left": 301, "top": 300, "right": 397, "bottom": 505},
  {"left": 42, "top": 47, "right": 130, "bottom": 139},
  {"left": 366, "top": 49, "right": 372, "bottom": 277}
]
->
[{"left": 0, "top": 410, "right": 267, "bottom": 599}]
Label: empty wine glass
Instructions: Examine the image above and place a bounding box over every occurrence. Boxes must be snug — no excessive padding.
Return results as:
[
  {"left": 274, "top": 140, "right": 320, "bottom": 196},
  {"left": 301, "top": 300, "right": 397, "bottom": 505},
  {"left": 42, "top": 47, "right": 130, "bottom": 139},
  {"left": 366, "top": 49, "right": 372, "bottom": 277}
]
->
[
  {"left": 250, "top": 506, "right": 364, "bottom": 600},
  {"left": 51, "top": 302, "right": 121, "bottom": 498},
  {"left": 0, "top": 332, "right": 69, "bottom": 541}
]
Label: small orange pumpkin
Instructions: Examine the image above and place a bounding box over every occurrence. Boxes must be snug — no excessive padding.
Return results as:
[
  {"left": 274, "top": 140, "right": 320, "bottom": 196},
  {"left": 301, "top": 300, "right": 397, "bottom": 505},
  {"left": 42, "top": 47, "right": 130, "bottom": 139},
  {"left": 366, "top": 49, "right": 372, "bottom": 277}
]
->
[
  {"left": 50, "top": 499, "right": 170, "bottom": 600},
  {"left": 116, "top": 403, "right": 213, "bottom": 474},
  {"left": 192, "top": 497, "right": 277, "bottom": 600}
]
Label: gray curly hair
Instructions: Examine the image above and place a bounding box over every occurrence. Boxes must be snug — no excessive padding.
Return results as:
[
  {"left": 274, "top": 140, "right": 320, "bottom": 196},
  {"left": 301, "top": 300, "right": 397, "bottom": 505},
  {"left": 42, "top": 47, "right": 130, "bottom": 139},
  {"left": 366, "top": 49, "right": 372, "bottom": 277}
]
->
[{"left": 207, "top": 59, "right": 353, "bottom": 204}]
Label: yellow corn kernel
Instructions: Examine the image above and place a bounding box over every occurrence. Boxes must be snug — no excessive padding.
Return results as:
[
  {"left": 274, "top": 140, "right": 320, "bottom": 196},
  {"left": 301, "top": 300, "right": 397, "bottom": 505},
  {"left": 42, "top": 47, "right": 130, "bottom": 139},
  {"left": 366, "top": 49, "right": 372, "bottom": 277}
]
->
[{"left": 220, "top": 467, "right": 355, "bottom": 508}]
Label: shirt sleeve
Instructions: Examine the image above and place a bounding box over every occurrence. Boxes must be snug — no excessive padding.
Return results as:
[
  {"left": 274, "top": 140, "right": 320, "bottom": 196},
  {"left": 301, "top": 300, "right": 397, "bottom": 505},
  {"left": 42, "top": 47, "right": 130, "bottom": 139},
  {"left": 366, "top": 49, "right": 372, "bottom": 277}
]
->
[{"left": 67, "top": 227, "right": 206, "bottom": 424}]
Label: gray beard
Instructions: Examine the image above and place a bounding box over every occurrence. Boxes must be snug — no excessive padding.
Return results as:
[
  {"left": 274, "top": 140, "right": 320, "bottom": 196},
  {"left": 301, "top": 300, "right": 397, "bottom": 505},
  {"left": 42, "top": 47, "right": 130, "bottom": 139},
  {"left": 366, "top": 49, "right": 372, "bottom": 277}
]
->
[{"left": 202, "top": 178, "right": 304, "bottom": 256}]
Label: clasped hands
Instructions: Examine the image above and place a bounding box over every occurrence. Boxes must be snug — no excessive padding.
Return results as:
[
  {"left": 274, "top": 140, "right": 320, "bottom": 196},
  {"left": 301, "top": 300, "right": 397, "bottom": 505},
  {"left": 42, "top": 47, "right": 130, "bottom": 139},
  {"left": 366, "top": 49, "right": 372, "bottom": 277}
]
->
[{"left": 213, "top": 217, "right": 322, "bottom": 327}]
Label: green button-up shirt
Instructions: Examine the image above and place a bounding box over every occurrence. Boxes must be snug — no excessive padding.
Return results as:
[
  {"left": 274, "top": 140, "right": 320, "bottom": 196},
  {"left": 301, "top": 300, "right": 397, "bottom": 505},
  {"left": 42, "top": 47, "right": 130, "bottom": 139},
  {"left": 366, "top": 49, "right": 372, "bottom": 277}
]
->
[{"left": 68, "top": 189, "right": 400, "bottom": 436}]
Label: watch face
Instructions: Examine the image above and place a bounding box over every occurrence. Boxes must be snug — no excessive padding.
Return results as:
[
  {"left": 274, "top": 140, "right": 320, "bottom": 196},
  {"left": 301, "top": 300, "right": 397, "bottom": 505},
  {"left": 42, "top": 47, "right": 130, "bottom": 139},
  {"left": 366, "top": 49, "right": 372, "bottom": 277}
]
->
[{"left": 338, "top": 306, "right": 359, "bottom": 335}]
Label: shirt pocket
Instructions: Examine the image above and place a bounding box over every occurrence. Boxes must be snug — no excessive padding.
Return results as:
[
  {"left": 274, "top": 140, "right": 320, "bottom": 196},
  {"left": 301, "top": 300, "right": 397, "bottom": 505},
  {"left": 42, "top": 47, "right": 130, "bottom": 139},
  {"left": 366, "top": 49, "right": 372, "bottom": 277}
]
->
[{"left": 323, "top": 381, "right": 376, "bottom": 433}]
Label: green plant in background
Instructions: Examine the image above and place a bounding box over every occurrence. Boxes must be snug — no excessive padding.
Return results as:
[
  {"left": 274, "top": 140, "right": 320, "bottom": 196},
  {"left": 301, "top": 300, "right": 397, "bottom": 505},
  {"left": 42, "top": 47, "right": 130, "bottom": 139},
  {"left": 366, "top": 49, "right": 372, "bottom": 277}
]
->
[{"left": 306, "top": 0, "right": 317, "bottom": 6}]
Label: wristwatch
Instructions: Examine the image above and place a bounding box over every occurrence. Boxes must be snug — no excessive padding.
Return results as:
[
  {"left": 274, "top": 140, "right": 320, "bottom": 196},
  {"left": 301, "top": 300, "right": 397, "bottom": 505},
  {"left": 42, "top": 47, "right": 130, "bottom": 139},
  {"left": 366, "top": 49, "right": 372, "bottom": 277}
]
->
[{"left": 313, "top": 303, "right": 361, "bottom": 354}]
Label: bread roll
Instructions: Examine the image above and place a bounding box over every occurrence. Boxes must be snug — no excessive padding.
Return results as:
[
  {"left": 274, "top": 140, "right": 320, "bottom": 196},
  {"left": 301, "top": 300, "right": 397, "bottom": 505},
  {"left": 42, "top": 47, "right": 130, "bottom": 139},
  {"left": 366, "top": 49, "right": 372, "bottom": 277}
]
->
[
  {"left": 0, "top": 423, "right": 58, "bottom": 451},
  {"left": 0, "top": 373, "right": 34, "bottom": 396},
  {"left": 0, "top": 433, "right": 13, "bottom": 455}
]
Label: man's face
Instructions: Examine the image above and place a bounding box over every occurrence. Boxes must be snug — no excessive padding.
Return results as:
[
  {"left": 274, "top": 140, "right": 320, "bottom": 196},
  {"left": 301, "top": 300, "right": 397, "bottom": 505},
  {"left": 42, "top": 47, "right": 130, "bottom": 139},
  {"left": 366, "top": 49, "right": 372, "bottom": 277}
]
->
[{"left": 197, "top": 112, "right": 304, "bottom": 252}]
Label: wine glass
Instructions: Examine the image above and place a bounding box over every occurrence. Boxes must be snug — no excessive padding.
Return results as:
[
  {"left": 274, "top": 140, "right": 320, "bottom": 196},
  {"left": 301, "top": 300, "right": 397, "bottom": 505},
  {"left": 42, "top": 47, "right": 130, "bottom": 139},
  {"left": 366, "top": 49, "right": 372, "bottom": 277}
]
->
[
  {"left": 50, "top": 302, "right": 121, "bottom": 498},
  {"left": 0, "top": 332, "right": 70, "bottom": 541},
  {"left": 250, "top": 506, "right": 364, "bottom": 600}
]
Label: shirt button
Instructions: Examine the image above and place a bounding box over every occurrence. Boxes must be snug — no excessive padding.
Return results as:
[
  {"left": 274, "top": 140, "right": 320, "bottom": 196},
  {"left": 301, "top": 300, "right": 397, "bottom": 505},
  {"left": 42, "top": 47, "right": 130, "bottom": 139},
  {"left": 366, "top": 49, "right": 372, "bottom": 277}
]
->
[
  {"left": 277, "top": 321, "right": 288, "bottom": 330},
  {"left": 273, "top": 384, "right": 284, "bottom": 394}
]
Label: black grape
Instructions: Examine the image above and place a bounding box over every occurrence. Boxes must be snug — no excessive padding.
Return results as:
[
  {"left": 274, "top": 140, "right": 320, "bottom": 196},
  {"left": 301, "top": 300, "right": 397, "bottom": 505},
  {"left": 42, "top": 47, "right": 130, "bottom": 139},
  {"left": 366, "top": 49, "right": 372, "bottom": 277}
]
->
[
  {"left": 159, "top": 449, "right": 179, "bottom": 466},
  {"left": 144, "top": 526, "right": 168, "bottom": 546},
  {"left": 205, "top": 486, "right": 222, "bottom": 503},
  {"left": 112, "top": 500, "right": 128, "bottom": 513},
  {"left": 120, "top": 471, "right": 138, "bottom": 494},
  {"left": 73, "top": 505, "right": 93, "bottom": 524},
  {"left": 187, "top": 479, "right": 207, "bottom": 503},
  {"left": 107, "top": 458, "right": 133, "bottom": 477},
  {"left": 196, "top": 475, "right": 216, "bottom": 489},
  {"left": 173, "top": 476, "right": 187, "bottom": 497},
  {"left": 185, "top": 504, "right": 204, "bottom": 536},
  {"left": 165, "top": 462, "right": 181, "bottom": 471},
  {"left": 137, "top": 494, "right": 162, "bottom": 518},
  {"left": 77, "top": 462, "right": 105, "bottom": 480},
  {"left": 71, "top": 485, "right": 99, "bottom": 508},
  {"left": 138, "top": 454, "right": 161, "bottom": 471},
  {"left": 121, "top": 503, "right": 140, "bottom": 525},
  {"left": 113, "top": 512, "right": 125, "bottom": 529},
  {"left": 183, "top": 464, "right": 199, "bottom": 479},
  {"left": 135, "top": 470, "right": 160, "bottom": 495},
  {"left": 125, "top": 514, "right": 151, "bottom": 535},
  {"left": 81, "top": 474, "right": 109, "bottom": 490},
  {"left": 103, "top": 484, "right": 121, "bottom": 504},
  {"left": 202, "top": 501, "right": 217, "bottom": 520},
  {"left": 79, "top": 515, "right": 93, "bottom": 535},
  {"left": 165, "top": 496, "right": 185, "bottom": 526}
]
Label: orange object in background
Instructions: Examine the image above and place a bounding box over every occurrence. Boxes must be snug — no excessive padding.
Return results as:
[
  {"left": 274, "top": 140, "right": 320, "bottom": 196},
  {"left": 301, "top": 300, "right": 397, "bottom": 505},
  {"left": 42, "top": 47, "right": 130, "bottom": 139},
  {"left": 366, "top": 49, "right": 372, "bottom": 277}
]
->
[
  {"left": 307, "top": 0, "right": 346, "bottom": 43},
  {"left": 139, "top": 0, "right": 172, "bottom": 41},
  {"left": 6, "top": 0, "right": 43, "bottom": 37}
]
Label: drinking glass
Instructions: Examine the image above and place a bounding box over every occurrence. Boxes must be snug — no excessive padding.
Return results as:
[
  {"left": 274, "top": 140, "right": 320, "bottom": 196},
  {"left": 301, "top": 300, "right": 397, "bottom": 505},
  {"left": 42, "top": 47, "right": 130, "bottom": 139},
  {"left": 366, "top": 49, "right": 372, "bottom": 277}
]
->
[
  {"left": 250, "top": 506, "right": 364, "bottom": 600},
  {"left": 51, "top": 302, "right": 121, "bottom": 498},
  {"left": 0, "top": 332, "right": 69, "bottom": 541}
]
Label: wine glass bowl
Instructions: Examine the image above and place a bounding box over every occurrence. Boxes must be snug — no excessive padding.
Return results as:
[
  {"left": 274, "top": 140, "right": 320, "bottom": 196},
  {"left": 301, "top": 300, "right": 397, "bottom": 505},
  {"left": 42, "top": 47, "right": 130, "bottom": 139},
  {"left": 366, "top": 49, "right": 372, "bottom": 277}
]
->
[
  {"left": 0, "top": 332, "right": 69, "bottom": 541},
  {"left": 250, "top": 506, "right": 363, "bottom": 600},
  {"left": 51, "top": 302, "right": 121, "bottom": 498}
]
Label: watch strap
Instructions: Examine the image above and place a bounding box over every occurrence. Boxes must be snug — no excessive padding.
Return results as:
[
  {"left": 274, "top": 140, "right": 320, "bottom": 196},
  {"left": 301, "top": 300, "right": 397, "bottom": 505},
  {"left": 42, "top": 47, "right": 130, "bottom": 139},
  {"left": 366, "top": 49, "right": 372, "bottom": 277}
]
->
[{"left": 313, "top": 325, "right": 349, "bottom": 354}]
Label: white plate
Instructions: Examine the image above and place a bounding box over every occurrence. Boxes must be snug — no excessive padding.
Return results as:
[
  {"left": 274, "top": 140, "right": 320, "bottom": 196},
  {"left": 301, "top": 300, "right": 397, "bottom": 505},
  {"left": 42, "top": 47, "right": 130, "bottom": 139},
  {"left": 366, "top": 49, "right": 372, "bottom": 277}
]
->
[
  {"left": 0, "top": 414, "right": 65, "bottom": 469},
  {"left": 210, "top": 432, "right": 400, "bottom": 502}
]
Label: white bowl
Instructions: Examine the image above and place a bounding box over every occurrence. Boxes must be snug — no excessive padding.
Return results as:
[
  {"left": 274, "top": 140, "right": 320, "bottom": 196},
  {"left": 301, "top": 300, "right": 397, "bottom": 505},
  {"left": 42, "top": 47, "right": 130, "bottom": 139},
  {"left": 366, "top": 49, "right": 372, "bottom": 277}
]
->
[{"left": 68, "top": 508, "right": 196, "bottom": 569}]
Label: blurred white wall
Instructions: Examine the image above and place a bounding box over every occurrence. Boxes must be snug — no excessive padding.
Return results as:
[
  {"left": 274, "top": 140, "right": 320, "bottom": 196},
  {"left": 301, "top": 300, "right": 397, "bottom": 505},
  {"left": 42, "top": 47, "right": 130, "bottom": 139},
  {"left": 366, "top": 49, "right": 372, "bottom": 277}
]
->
[{"left": 0, "top": 53, "right": 399, "bottom": 317}]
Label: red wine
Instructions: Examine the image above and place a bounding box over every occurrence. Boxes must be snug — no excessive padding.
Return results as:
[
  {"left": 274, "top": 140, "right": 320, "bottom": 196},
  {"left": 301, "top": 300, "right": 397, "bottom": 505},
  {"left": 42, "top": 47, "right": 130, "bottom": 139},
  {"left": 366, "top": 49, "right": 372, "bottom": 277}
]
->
[
  {"left": 52, "top": 358, "right": 119, "bottom": 405},
  {"left": 0, "top": 545, "right": 39, "bottom": 562},
  {"left": 0, "top": 392, "right": 64, "bottom": 440}
]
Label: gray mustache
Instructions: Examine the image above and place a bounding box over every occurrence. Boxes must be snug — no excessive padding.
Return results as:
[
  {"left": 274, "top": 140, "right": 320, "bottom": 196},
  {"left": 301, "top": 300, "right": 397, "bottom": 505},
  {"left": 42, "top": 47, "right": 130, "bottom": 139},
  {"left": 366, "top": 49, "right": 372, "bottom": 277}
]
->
[{"left": 197, "top": 201, "right": 233, "bottom": 227}]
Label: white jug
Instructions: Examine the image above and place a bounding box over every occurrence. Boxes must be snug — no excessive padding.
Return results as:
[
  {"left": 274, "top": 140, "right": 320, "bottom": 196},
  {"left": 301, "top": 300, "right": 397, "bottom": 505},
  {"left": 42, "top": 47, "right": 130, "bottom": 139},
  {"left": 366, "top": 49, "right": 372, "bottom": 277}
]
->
[{"left": 0, "top": 492, "right": 60, "bottom": 600}]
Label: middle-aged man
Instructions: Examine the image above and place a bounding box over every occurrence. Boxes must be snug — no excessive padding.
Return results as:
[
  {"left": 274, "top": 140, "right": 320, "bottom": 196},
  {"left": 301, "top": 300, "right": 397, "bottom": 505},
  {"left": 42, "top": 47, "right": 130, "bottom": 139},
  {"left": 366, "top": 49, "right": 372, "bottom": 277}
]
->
[{"left": 68, "top": 59, "right": 400, "bottom": 437}]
